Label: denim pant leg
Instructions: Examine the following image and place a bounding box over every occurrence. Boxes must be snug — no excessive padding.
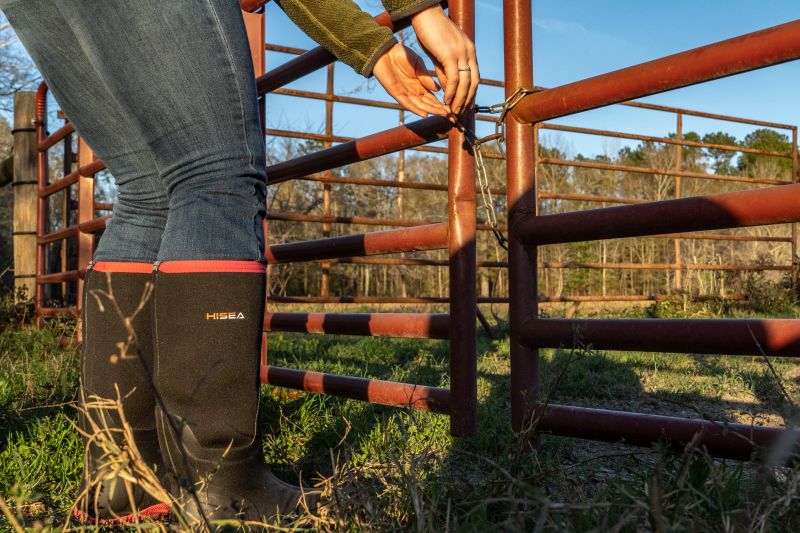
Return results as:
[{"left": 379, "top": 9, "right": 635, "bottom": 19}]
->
[
  {"left": 52, "top": 0, "right": 267, "bottom": 262},
  {"left": 0, "top": 0, "right": 169, "bottom": 263}
]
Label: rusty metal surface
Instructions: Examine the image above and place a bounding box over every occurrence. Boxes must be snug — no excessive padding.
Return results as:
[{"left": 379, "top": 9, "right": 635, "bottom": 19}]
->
[
  {"left": 261, "top": 365, "right": 450, "bottom": 413},
  {"left": 511, "top": 20, "right": 800, "bottom": 124},
  {"left": 540, "top": 157, "right": 789, "bottom": 186},
  {"left": 540, "top": 123, "right": 792, "bottom": 158},
  {"left": 264, "top": 312, "right": 450, "bottom": 339},
  {"left": 620, "top": 100, "right": 796, "bottom": 130},
  {"left": 447, "top": 0, "right": 478, "bottom": 438},
  {"left": 257, "top": 9, "right": 418, "bottom": 94},
  {"left": 536, "top": 404, "right": 781, "bottom": 462},
  {"left": 239, "top": 0, "right": 267, "bottom": 12},
  {"left": 78, "top": 214, "right": 110, "bottom": 234},
  {"left": 518, "top": 183, "right": 800, "bottom": 245},
  {"left": 504, "top": 0, "right": 539, "bottom": 432},
  {"left": 265, "top": 127, "right": 497, "bottom": 159},
  {"left": 266, "top": 117, "right": 453, "bottom": 185},
  {"left": 265, "top": 222, "right": 449, "bottom": 263},
  {"left": 521, "top": 318, "right": 800, "bottom": 356},
  {"left": 37, "top": 226, "right": 78, "bottom": 245},
  {"left": 36, "top": 270, "right": 79, "bottom": 284},
  {"left": 38, "top": 122, "right": 74, "bottom": 151}
]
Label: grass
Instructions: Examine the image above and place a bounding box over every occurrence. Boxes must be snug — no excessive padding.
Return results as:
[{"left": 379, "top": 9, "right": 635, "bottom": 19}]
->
[{"left": 0, "top": 299, "right": 799, "bottom": 531}]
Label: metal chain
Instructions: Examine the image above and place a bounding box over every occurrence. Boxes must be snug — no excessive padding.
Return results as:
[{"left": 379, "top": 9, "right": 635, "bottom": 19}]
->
[{"left": 457, "top": 87, "right": 537, "bottom": 251}]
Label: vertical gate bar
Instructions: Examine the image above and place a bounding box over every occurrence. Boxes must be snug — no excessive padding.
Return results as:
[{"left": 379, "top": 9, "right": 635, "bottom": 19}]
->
[
  {"left": 321, "top": 64, "right": 334, "bottom": 297},
  {"left": 504, "top": 0, "right": 539, "bottom": 433},
  {"left": 673, "top": 112, "right": 683, "bottom": 292},
  {"left": 792, "top": 127, "right": 798, "bottom": 291},
  {"left": 75, "top": 137, "right": 95, "bottom": 342},
  {"left": 448, "top": 0, "right": 477, "bottom": 437},
  {"left": 60, "top": 131, "right": 70, "bottom": 305},
  {"left": 34, "top": 87, "right": 48, "bottom": 326},
  {"left": 244, "top": 7, "right": 271, "bottom": 379}
]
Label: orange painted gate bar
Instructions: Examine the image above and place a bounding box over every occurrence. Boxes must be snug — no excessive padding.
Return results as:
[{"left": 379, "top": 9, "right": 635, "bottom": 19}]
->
[{"left": 28, "top": 1, "right": 800, "bottom": 456}]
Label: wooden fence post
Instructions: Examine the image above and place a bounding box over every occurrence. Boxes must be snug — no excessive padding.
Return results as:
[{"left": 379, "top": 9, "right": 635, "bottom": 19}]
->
[{"left": 12, "top": 91, "right": 38, "bottom": 302}]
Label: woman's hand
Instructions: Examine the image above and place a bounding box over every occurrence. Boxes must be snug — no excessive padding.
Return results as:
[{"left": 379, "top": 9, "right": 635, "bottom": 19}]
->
[
  {"left": 411, "top": 5, "right": 479, "bottom": 117},
  {"left": 373, "top": 43, "right": 449, "bottom": 119}
]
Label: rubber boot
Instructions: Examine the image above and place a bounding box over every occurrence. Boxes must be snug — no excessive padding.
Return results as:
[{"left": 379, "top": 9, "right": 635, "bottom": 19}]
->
[
  {"left": 74, "top": 261, "right": 170, "bottom": 525},
  {"left": 151, "top": 261, "right": 311, "bottom": 529}
]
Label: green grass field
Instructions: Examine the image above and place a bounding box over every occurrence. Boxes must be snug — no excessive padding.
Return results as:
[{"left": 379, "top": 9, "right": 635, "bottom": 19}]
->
[{"left": 1, "top": 299, "right": 799, "bottom": 531}]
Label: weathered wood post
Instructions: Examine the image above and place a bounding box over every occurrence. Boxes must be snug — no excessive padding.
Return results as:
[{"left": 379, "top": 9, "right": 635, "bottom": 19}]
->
[{"left": 12, "top": 91, "right": 38, "bottom": 302}]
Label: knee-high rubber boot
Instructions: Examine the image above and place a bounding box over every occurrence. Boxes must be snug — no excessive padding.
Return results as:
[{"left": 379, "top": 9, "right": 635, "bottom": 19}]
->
[
  {"left": 75, "top": 262, "right": 170, "bottom": 525},
  {"left": 152, "top": 261, "right": 310, "bottom": 528}
]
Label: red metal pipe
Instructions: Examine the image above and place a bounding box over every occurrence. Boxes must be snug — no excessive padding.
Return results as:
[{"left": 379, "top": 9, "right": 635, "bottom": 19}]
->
[
  {"left": 536, "top": 404, "right": 784, "bottom": 462},
  {"left": 37, "top": 226, "right": 79, "bottom": 245},
  {"left": 257, "top": 9, "right": 422, "bottom": 94},
  {"left": 36, "top": 270, "right": 79, "bottom": 284},
  {"left": 504, "top": 0, "right": 539, "bottom": 432},
  {"left": 264, "top": 312, "right": 450, "bottom": 339},
  {"left": 78, "top": 215, "right": 110, "bottom": 234},
  {"left": 239, "top": 0, "right": 267, "bottom": 12},
  {"left": 521, "top": 318, "right": 800, "bottom": 357},
  {"left": 261, "top": 365, "right": 450, "bottom": 414},
  {"left": 268, "top": 295, "right": 452, "bottom": 304},
  {"left": 540, "top": 157, "right": 789, "bottom": 186},
  {"left": 511, "top": 19, "right": 800, "bottom": 124},
  {"left": 265, "top": 222, "right": 448, "bottom": 263},
  {"left": 34, "top": 83, "right": 48, "bottom": 325},
  {"left": 266, "top": 116, "right": 452, "bottom": 185},
  {"left": 38, "top": 122, "right": 74, "bottom": 152},
  {"left": 517, "top": 183, "right": 800, "bottom": 245},
  {"left": 540, "top": 123, "right": 792, "bottom": 158},
  {"left": 447, "top": 0, "right": 477, "bottom": 438}
]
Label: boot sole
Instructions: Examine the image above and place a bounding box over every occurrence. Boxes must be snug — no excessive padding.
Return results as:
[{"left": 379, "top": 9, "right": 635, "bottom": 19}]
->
[{"left": 72, "top": 502, "right": 170, "bottom": 525}]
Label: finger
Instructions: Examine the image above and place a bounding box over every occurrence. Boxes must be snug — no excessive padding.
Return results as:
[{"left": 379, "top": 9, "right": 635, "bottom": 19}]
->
[
  {"left": 466, "top": 46, "right": 480, "bottom": 108},
  {"left": 393, "top": 91, "right": 429, "bottom": 119},
  {"left": 441, "top": 60, "right": 460, "bottom": 108},
  {"left": 412, "top": 94, "right": 448, "bottom": 118},
  {"left": 433, "top": 63, "right": 448, "bottom": 97},
  {"left": 416, "top": 91, "right": 449, "bottom": 116},
  {"left": 412, "top": 54, "right": 441, "bottom": 93},
  {"left": 451, "top": 63, "right": 471, "bottom": 115}
]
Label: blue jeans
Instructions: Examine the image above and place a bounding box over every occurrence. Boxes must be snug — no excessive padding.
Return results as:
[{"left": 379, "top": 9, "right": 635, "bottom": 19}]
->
[{"left": 0, "top": 0, "right": 266, "bottom": 263}]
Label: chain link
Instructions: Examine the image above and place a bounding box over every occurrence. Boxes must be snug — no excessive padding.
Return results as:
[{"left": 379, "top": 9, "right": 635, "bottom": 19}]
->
[{"left": 457, "top": 87, "right": 537, "bottom": 251}]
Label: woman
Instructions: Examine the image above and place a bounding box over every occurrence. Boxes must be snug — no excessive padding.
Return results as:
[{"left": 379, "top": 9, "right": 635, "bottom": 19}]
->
[{"left": 0, "top": 0, "right": 478, "bottom": 527}]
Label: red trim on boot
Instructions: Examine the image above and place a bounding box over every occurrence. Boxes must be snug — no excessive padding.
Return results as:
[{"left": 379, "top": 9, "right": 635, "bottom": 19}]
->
[
  {"left": 72, "top": 502, "right": 170, "bottom": 525},
  {"left": 93, "top": 261, "right": 154, "bottom": 274},
  {"left": 158, "top": 260, "right": 266, "bottom": 273}
]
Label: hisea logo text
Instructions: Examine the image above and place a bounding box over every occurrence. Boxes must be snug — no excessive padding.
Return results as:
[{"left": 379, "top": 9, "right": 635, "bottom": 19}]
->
[{"left": 205, "top": 312, "right": 245, "bottom": 320}]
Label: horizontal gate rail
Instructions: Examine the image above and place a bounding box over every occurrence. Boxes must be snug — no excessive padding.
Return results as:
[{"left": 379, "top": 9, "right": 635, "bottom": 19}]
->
[
  {"left": 517, "top": 183, "right": 800, "bottom": 245},
  {"left": 265, "top": 116, "right": 452, "bottom": 185},
  {"left": 540, "top": 123, "right": 793, "bottom": 158},
  {"left": 256, "top": 8, "right": 418, "bottom": 95},
  {"left": 265, "top": 312, "right": 450, "bottom": 339},
  {"left": 539, "top": 157, "right": 789, "bottom": 186},
  {"left": 510, "top": 19, "right": 800, "bottom": 123},
  {"left": 265, "top": 222, "right": 448, "bottom": 263},
  {"left": 261, "top": 365, "right": 450, "bottom": 414},
  {"left": 521, "top": 318, "right": 800, "bottom": 356},
  {"left": 536, "top": 404, "right": 781, "bottom": 462}
]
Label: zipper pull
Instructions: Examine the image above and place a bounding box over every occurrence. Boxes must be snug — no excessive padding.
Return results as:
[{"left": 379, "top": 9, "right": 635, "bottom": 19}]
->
[{"left": 152, "top": 261, "right": 161, "bottom": 273}]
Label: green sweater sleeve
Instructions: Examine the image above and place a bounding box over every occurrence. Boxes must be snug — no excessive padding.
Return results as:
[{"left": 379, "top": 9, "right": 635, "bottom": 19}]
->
[
  {"left": 274, "top": 0, "right": 397, "bottom": 77},
  {"left": 380, "top": 0, "right": 441, "bottom": 21}
]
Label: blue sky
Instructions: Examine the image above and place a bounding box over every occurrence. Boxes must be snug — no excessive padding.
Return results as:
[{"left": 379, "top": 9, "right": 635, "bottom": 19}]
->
[{"left": 264, "top": 0, "right": 800, "bottom": 159}]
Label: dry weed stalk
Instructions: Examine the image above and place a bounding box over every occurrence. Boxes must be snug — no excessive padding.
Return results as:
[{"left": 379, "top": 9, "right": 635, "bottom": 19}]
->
[{"left": 70, "top": 389, "right": 173, "bottom": 531}]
